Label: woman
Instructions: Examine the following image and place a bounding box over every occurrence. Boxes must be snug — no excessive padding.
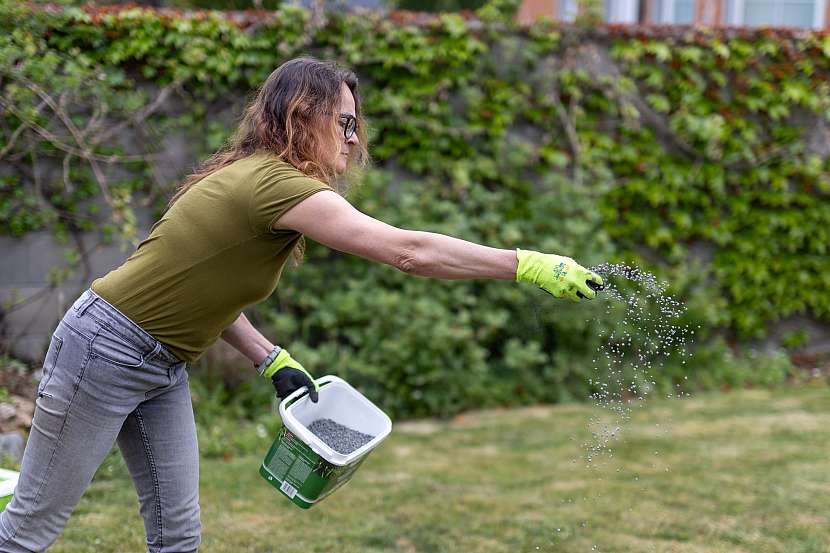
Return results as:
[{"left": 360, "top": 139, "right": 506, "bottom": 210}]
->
[{"left": 0, "top": 57, "right": 602, "bottom": 553}]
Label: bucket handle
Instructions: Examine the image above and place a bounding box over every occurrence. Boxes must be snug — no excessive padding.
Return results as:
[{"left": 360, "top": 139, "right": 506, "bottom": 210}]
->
[
  {"left": 278, "top": 374, "right": 344, "bottom": 413},
  {"left": 278, "top": 375, "right": 347, "bottom": 458}
]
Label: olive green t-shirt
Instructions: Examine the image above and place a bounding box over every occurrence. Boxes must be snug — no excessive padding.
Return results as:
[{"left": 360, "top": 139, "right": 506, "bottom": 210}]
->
[{"left": 91, "top": 151, "right": 333, "bottom": 362}]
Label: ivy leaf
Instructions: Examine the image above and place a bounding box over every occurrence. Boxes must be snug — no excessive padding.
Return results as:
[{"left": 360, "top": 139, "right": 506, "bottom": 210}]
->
[
  {"left": 646, "top": 94, "right": 671, "bottom": 113},
  {"left": 679, "top": 46, "right": 703, "bottom": 63},
  {"left": 646, "top": 42, "right": 671, "bottom": 62},
  {"left": 707, "top": 40, "right": 728, "bottom": 59}
]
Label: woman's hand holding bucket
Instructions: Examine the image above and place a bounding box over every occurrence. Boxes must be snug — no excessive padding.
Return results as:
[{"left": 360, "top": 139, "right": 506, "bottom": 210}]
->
[{"left": 257, "top": 346, "right": 320, "bottom": 402}]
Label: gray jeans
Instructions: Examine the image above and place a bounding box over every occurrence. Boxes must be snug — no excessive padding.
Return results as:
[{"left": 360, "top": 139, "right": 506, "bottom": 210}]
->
[{"left": 0, "top": 290, "right": 201, "bottom": 552}]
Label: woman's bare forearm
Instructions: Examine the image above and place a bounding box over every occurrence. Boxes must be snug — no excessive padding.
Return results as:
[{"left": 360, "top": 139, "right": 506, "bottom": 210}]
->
[
  {"left": 399, "top": 230, "right": 519, "bottom": 280},
  {"left": 220, "top": 312, "right": 274, "bottom": 365},
  {"left": 273, "top": 191, "right": 520, "bottom": 281}
]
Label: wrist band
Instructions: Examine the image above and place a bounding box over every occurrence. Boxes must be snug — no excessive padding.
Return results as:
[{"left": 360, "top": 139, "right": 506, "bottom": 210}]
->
[{"left": 255, "top": 345, "right": 283, "bottom": 376}]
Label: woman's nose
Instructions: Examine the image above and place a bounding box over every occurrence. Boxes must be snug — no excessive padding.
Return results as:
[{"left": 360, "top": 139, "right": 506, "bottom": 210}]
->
[{"left": 346, "top": 134, "right": 358, "bottom": 145}]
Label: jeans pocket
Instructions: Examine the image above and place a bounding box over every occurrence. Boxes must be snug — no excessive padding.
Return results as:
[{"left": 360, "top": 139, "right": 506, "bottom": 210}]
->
[
  {"left": 90, "top": 324, "right": 144, "bottom": 368},
  {"left": 37, "top": 334, "right": 64, "bottom": 396}
]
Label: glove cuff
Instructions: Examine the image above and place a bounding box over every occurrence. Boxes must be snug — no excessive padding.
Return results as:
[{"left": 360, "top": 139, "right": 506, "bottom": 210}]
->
[
  {"left": 515, "top": 248, "right": 544, "bottom": 285},
  {"left": 255, "top": 345, "right": 282, "bottom": 376},
  {"left": 262, "top": 348, "right": 292, "bottom": 379},
  {"left": 264, "top": 351, "right": 321, "bottom": 394},
  {"left": 514, "top": 248, "right": 523, "bottom": 282}
]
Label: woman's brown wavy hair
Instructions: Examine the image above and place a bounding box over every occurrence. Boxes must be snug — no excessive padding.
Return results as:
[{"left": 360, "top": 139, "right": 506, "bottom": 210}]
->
[{"left": 168, "top": 57, "right": 369, "bottom": 259}]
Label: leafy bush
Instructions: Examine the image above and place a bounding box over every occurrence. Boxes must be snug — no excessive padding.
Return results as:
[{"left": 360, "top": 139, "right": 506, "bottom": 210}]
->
[{"left": 686, "top": 340, "right": 796, "bottom": 390}]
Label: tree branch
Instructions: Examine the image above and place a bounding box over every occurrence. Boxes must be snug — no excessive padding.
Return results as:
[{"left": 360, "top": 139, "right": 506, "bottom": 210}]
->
[
  {"left": 93, "top": 81, "right": 181, "bottom": 145},
  {"left": 0, "top": 99, "right": 48, "bottom": 159}
]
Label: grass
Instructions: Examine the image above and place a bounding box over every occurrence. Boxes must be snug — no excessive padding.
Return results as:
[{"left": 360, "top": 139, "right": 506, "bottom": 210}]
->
[{"left": 47, "top": 384, "right": 829, "bottom": 553}]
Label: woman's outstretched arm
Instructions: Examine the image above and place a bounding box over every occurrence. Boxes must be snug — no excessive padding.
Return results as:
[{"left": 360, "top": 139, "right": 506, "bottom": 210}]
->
[{"left": 273, "top": 190, "right": 518, "bottom": 280}]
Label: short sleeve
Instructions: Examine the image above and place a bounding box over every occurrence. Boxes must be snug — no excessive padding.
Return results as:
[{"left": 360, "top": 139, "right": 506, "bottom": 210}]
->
[{"left": 249, "top": 167, "right": 334, "bottom": 234}]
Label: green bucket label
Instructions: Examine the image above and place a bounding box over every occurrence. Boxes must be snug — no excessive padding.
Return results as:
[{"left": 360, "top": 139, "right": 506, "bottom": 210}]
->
[{"left": 260, "top": 427, "right": 368, "bottom": 509}]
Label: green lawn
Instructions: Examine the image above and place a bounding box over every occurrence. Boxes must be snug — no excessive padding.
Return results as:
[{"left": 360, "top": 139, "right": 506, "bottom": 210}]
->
[{"left": 50, "top": 385, "right": 829, "bottom": 553}]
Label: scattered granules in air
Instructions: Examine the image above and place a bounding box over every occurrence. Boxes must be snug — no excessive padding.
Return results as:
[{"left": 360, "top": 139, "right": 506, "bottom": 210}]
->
[
  {"left": 308, "top": 418, "right": 375, "bottom": 455},
  {"left": 581, "top": 263, "right": 697, "bottom": 467}
]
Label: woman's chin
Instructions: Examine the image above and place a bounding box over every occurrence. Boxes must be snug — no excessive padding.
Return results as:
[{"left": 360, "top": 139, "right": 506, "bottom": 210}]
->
[{"left": 334, "top": 159, "right": 348, "bottom": 175}]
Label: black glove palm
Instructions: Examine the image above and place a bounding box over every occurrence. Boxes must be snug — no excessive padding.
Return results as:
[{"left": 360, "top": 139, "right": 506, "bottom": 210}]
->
[{"left": 271, "top": 367, "right": 319, "bottom": 403}]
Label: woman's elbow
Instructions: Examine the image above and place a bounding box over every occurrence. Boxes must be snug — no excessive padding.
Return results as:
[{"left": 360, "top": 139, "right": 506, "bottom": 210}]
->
[
  {"left": 390, "top": 233, "right": 430, "bottom": 275},
  {"left": 393, "top": 249, "right": 421, "bottom": 274}
]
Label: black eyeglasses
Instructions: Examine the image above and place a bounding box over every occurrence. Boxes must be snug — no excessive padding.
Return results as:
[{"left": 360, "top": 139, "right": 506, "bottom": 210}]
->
[{"left": 338, "top": 114, "right": 357, "bottom": 140}]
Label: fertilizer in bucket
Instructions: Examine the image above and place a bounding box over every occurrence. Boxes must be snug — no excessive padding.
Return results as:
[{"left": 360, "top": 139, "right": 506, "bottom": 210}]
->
[
  {"left": 307, "top": 419, "right": 375, "bottom": 455},
  {"left": 259, "top": 375, "right": 392, "bottom": 509},
  {"left": 0, "top": 468, "right": 19, "bottom": 512}
]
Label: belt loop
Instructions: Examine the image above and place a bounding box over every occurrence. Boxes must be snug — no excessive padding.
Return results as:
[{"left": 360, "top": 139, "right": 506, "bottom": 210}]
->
[
  {"left": 146, "top": 341, "right": 163, "bottom": 362},
  {"left": 74, "top": 290, "right": 97, "bottom": 318}
]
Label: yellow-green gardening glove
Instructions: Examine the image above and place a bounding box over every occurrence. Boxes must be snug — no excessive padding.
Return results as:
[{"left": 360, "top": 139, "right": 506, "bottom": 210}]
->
[
  {"left": 516, "top": 248, "right": 604, "bottom": 302},
  {"left": 257, "top": 347, "right": 320, "bottom": 403}
]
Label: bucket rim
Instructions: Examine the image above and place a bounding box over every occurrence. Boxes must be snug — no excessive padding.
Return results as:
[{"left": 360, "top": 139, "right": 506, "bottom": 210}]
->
[{"left": 279, "top": 375, "right": 392, "bottom": 466}]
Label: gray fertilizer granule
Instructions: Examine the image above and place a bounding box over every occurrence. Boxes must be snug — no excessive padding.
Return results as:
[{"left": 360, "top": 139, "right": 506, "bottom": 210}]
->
[{"left": 307, "top": 418, "right": 375, "bottom": 455}]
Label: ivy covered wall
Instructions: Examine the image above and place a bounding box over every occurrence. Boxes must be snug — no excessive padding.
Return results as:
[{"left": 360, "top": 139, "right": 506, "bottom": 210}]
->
[{"left": 1, "top": 1, "right": 828, "bottom": 416}]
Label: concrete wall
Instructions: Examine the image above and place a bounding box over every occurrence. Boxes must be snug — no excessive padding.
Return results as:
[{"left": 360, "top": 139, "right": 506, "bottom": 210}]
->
[
  {"left": 0, "top": 224, "right": 251, "bottom": 372},
  {"left": 0, "top": 231, "right": 140, "bottom": 362},
  {"left": 0, "top": 198, "right": 256, "bottom": 374}
]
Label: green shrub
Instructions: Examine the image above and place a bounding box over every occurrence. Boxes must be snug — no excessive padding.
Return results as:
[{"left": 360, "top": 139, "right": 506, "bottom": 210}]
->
[{"left": 683, "top": 339, "right": 795, "bottom": 390}]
